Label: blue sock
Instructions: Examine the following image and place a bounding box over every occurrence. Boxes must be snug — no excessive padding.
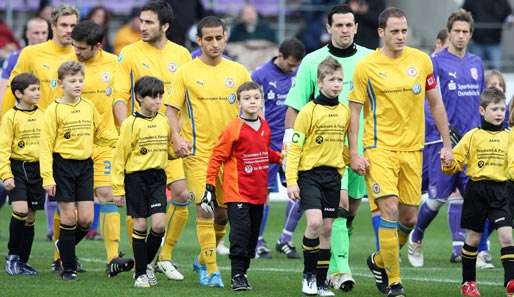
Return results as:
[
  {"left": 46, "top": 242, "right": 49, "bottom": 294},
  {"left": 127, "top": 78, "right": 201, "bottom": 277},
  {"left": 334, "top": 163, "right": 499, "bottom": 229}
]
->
[
  {"left": 478, "top": 219, "right": 492, "bottom": 252},
  {"left": 411, "top": 201, "right": 439, "bottom": 242},
  {"left": 372, "top": 214, "right": 381, "bottom": 250},
  {"left": 91, "top": 202, "right": 101, "bottom": 232},
  {"left": 257, "top": 203, "right": 270, "bottom": 247}
]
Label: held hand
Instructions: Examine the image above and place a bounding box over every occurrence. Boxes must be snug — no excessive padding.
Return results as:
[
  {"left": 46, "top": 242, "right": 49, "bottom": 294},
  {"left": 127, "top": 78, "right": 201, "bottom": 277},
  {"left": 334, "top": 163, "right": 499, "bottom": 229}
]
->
[
  {"left": 44, "top": 185, "right": 56, "bottom": 197},
  {"left": 113, "top": 195, "right": 125, "bottom": 207},
  {"left": 440, "top": 146, "right": 454, "bottom": 166},
  {"left": 350, "top": 154, "right": 369, "bottom": 176},
  {"left": 287, "top": 185, "right": 300, "bottom": 200},
  {"left": 172, "top": 134, "right": 192, "bottom": 157},
  {"left": 3, "top": 178, "right": 15, "bottom": 191},
  {"left": 281, "top": 144, "right": 288, "bottom": 172}
]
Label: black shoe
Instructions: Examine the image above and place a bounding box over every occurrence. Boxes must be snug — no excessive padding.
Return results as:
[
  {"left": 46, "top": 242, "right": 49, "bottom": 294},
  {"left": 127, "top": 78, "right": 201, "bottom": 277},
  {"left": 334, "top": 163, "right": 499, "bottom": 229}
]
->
[
  {"left": 231, "top": 274, "right": 249, "bottom": 291},
  {"left": 61, "top": 270, "right": 77, "bottom": 281},
  {"left": 387, "top": 283, "right": 406, "bottom": 297},
  {"left": 367, "top": 253, "right": 388, "bottom": 294},
  {"left": 106, "top": 256, "right": 135, "bottom": 277},
  {"left": 275, "top": 241, "right": 301, "bottom": 259},
  {"left": 19, "top": 263, "right": 38, "bottom": 275},
  {"left": 51, "top": 259, "right": 63, "bottom": 274},
  {"left": 244, "top": 274, "right": 252, "bottom": 290}
]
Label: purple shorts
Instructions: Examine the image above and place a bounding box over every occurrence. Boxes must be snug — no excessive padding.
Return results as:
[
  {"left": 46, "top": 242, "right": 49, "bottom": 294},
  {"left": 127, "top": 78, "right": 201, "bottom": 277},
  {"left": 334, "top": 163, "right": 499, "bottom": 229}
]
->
[{"left": 427, "top": 142, "right": 468, "bottom": 200}]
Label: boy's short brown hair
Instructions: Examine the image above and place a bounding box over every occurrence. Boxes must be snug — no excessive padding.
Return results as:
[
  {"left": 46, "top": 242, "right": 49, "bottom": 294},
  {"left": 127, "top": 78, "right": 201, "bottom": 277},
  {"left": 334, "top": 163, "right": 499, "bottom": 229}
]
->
[
  {"left": 11, "top": 73, "right": 39, "bottom": 101},
  {"left": 57, "top": 61, "right": 84, "bottom": 80},
  {"left": 480, "top": 87, "right": 506, "bottom": 108},
  {"left": 317, "top": 56, "right": 342, "bottom": 81},
  {"left": 236, "top": 81, "right": 262, "bottom": 100}
]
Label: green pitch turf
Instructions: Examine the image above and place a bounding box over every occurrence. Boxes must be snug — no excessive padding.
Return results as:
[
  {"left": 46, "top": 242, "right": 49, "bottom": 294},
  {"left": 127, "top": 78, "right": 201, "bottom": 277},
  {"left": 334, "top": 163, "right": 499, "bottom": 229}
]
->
[{"left": 0, "top": 201, "right": 506, "bottom": 296}]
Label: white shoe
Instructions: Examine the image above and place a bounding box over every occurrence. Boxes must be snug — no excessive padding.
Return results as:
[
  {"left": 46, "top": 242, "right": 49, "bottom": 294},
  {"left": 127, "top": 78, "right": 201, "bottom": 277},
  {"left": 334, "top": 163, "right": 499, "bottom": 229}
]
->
[
  {"left": 407, "top": 232, "right": 424, "bottom": 267},
  {"left": 146, "top": 264, "right": 158, "bottom": 286},
  {"left": 134, "top": 274, "right": 151, "bottom": 288},
  {"left": 217, "top": 242, "right": 230, "bottom": 256},
  {"left": 476, "top": 251, "right": 494, "bottom": 269},
  {"left": 328, "top": 273, "right": 355, "bottom": 292},
  {"left": 156, "top": 260, "right": 184, "bottom": 281},
  {"left": 302, "top": 273, "right": 317, "bottom": 295},
  {"left": 317, "top": 284, "right": 335, "bottom": 296}
]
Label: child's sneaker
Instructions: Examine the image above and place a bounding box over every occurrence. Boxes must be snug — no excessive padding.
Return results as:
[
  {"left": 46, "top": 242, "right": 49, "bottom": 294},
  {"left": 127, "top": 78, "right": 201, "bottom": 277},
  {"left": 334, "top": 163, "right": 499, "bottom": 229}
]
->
[
  {"left": 506, "top": 279, "right": 514, "bottom": 297},
  {"left": 317, "top": 284, "right": 335, "bottom": 296},
  {"left": 146, "top": 264, "right": 158, "bottom": 286},
  {"left": 461, "top": 281, "right": 480, "bottom": 297},
  {"left": 192, "top": 256, "right": 208, "bottom": 286},
  {"left": 302, "top": 273, "right": 317, "bottom": 295},
  {"left": 231, "top": 273, "right": 249, "bottom": 291},
  {"left": 5, "top": 255, "right": 22, "bottom": 275},
  {"left": 134, "top": 274, "right": 151, "bottom": 288},
  {"left": 19, "top": 262, "right": 38, "bottom": 275}
]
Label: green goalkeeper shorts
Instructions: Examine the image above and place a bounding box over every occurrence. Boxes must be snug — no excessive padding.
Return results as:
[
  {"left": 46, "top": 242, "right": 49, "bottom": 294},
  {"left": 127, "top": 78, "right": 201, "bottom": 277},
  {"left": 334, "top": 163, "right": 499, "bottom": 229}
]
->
[{"left": 341, "top": 167, "right": 367, "bottom": 199}]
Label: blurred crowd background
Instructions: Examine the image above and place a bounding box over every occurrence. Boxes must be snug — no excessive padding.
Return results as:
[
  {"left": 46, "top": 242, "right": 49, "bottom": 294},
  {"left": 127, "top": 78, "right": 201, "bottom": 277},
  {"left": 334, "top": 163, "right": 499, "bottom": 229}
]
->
[{"left": 0, "top": 0, "right": 512, "bottom": 73}]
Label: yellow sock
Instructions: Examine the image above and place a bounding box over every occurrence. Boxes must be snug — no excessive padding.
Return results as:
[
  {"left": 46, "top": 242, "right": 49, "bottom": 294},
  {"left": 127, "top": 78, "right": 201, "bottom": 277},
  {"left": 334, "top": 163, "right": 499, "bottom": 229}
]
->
[
  {"left": 53, "top": 212, "right": 61, "bottom": 261},
  {"left": 398, "top": 223, "right": 412, "bottom": 249},
  {"left": 159, "top": 202, "right": 189, "bottom": 261},
  {"left": 213, "top": 222, "right": 226, "bottom": 246},
  {"left": 378, "top": 218, "right": 400, "bottom": 285},
  {"left": 101, "top": 203, "right": 120, "bottom": 262},
  {"left": 126, "top": 216, "right": 133, "bottom": 246},
  {"left": 197, "top": 218, "right": 217, "bottom": 274}
]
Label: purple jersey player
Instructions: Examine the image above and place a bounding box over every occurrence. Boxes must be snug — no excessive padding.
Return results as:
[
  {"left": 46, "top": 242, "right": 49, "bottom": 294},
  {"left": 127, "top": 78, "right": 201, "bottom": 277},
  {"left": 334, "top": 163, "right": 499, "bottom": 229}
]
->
[
  {"left": 408, "top": 9, "right": 486, "bottom": 268},
  {"left": 250, "top": 38, "right": 305, "bottom": 259}
]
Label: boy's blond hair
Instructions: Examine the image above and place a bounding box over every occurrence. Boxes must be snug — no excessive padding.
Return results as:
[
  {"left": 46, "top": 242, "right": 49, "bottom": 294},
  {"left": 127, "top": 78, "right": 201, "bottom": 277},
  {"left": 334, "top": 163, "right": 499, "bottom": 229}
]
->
[{"left": 317, "top": 56, "right": 342, "bottom": 81}]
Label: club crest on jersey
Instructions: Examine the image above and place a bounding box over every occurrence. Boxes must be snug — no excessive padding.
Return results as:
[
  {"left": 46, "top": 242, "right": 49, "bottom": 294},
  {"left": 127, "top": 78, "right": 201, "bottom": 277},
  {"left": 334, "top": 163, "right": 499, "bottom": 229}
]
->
[
  {"left": 101, "top": 72, "right": 111, "bottom": 82},
  {"left": 105, "top": 87, "right": 112, "bottom": 96},
  {"left": 372, "top": 183, "right": 381, "bottom": 194},
  {"left": 412, "top": 83, "right": 422, "bottom": 95},
  {"left": 407, "top": 66, "right": 417, "bottom": 77},
  {"left": 470, "top": 67, "right": 478, "bottom": 80},
  {"left": 140, "top": 147, "right": 148, "bottom": 155},
  {"left": 244, "top": 165, "right": 253, "bottom": 173},
  {"left": 168, "top": 62, "right": 177, "bottom": 72},
  {"left": 225, "top": 77, "right": 235, "bottom": 88},
  {"left": 228, "top": 93, "right": 236, "bottom": 104},
  {"left": 315, "top": 135, "right": 324, "bottom": 144},
  {"left": 17, "top": 140, "right": 25, "bottom": 148}
]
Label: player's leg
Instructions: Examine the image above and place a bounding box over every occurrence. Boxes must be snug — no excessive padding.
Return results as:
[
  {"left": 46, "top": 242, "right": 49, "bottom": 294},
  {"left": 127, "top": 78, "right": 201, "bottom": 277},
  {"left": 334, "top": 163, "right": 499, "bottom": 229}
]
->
[
  {"left": 157, "top": 160, "right": 191, "bottom": 281},
  {"left": 87, "top": 201, "right": 101, "bottom": 239},
  {"left": 132, "top": 217, "right": 150, "bottom": 288},
  {"left": 57, "top": 201, "right": 78, "bottom": 279},
  {"left": 185, "top": 158, "right": 219, "bottom": 286},
  {"left": 246, "top": 203, "right": 264, "bottom": 288},
  {"left": 146, "top": 212, "right": 165, "bottom": 287},
  {"left": 213, "top": 177, "right": 228, "bottom": 260},
  {"left": 477, "top": 220, "right": 495, "bottom": 269},
  {"left": 45, "top": 197, "right": 57, "bottom": 241},
  {"left": 227, "top": 202, "right": 252, "bottom": 291},
  {"left": 257, "top": 164, "right": 280, "bottom": 259},
  {"left": 450, "top": 173, "right": 470, "bottom": 263},
  {"left": 6, "top": 200, "right": 29, "bottom": 275},
  {"left": 276, "top": 199, "right": 303, "bottom": 258},
  {"left": 459, "top": 180, "right": 489, "bottom": 296},
  {"left": 302, "top": 208, "right": 323, "bottom": 295}
]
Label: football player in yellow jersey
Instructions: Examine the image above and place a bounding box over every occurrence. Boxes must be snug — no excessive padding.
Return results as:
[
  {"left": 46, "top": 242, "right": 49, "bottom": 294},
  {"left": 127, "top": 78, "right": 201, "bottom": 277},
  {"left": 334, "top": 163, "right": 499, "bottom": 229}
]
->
[
  {"left": 71, "top": 20, "right": 135, "bottom": 277},
  {"left": 347, "top": 8, "right": 454, "bottom": 297},
  {"left": 1, "top": 5, "right": 78, "bottom": 116},
  {"left": 166, "top": 16, "right": 251, "bottom": 288},
  {"left": 112, "top": 0, "right": 192, "bottom": 281}
]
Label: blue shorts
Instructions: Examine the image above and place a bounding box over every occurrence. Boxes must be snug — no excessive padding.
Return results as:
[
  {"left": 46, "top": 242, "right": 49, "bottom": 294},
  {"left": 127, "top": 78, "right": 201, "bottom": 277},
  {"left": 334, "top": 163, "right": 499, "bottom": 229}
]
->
[
  {"left": 428, "top": 142, "right": 468, "bottom": 200},
  {"left": 268, "top": 164, "right": 286, "bottom": 193},
  {"left": 422, "top": 144, "right": 431, "bottom": 193}
]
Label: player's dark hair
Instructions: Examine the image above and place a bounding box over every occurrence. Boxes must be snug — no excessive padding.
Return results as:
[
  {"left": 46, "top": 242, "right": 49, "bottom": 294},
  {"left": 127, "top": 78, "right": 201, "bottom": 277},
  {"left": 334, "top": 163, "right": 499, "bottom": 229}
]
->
[
  {"left": 436, "top": 28, "right": 448, "bottom": 43},
  {"left": 279, "top": 38, "right": 306, "bottom": 61},
  {"left": 237, "top": 81, "right": 262, "bottom": 99},
  {"left": 447, "top": 8, "right": 474, "bottom": 33},
  {"left": 11, "top": 73, "right": 39, "bottom": 100},
  {"left": 317, "top": 56, "right": 342, "bottom": 81},
  {"left": 378, "top": 7, "right": 406, "bottom": 29},
  {"left": 140, "top": 0, "right": 174, "bottom": 29},
  {"left": 58, "top": 61, "right": 84, "bottom": 80},
  {"left": 71, "top": 20, "right": 104, "bottom": 46},
  {"left": 480, "top": 87, "right": 505, "bottom": 108},
  {"left": 134, "top": 76, "right": 164, "bottom": 103},
  {"left": 197, "top": 16, "right": 226, "bottom": 37},
  {"left": 327, "top": 4, "right": 354, "bottom": 26}
]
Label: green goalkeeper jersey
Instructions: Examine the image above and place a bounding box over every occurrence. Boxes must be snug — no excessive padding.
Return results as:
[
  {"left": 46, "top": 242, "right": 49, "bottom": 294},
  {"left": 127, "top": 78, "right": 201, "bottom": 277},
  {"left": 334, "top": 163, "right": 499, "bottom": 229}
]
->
[{"left": 285, "top": 42, "right": 372, "bottom": 154}]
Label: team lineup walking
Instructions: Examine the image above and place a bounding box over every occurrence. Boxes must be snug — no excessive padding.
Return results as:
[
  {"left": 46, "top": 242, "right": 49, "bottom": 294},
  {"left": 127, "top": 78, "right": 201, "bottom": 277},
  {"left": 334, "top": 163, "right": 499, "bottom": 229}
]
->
[{"left": 1, "top": 1, "right": 514, "bottom": 297}]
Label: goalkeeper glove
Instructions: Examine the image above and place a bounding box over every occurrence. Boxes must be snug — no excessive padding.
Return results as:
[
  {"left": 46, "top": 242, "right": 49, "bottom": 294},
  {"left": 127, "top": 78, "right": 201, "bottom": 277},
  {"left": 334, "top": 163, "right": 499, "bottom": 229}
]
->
[{"left": 200, "top": 184, "right": 216, "bottom": 216}]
